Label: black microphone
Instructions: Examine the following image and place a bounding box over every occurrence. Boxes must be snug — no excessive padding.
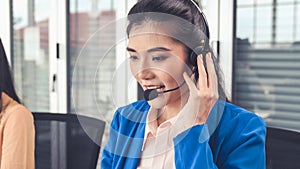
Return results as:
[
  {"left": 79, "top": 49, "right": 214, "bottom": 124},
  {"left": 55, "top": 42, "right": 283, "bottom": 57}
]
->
[{"left": 143, "top": 81, "right": 186, "bottom": 101}]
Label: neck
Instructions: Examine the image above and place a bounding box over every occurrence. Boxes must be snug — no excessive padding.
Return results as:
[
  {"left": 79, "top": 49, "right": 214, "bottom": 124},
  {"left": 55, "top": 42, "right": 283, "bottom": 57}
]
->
[
  {"left": 1, "top": 92, "right": 16, "bottom": 112},
  {"left": 157, "top": 84, "right": 190, "bottom": 126}
]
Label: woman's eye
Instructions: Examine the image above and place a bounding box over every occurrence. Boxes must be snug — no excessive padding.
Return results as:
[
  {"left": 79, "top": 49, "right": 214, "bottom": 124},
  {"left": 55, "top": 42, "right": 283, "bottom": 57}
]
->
[
  {"left": 152, "top": 56, "right": 166, "bottom": 61},
  {"left": 129, "top": 55, "right": 138, "bottom": 60}
]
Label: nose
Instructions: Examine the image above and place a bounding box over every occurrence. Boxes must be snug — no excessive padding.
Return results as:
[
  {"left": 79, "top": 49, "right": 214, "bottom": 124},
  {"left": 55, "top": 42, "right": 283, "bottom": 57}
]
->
[
  {"left": 130, "top": 55, "right": 155, "bottom": 80},
  {"left": 136, "top": 68, "right": 155, "bottom": 80}
]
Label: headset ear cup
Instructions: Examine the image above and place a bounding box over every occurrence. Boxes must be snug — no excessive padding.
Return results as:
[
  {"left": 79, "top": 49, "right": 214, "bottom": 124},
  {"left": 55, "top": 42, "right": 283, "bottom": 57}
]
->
[
  {"left": 190, "top": 46, "right": 204, "bottom": 66},
  {"left": 189, "top": 45, "right": 206, "bottom": 82},
  {"left": 190, "top": 45, "right": 204, "bottom": 66},
  {"left": 189, "top": 52, "right": 197, "bottom": 66}
]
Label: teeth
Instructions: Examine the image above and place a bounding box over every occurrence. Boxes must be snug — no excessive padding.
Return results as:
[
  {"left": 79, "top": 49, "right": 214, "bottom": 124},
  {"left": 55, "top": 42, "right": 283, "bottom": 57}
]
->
[{"left": 147, "top": 86, "right": 163, "bottom": 90}]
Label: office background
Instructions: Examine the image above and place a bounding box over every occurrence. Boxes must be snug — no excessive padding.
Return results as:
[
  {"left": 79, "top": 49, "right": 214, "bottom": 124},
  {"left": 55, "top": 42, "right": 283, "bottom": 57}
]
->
[{"left": 0, "top": 0, "right": 299, "bottom": 168}]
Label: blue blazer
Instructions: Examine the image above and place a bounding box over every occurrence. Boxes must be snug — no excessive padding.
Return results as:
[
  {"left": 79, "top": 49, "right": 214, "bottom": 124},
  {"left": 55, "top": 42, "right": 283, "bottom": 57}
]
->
[{"left": 101, "top": 100, "right": 266, "bottom": 169}]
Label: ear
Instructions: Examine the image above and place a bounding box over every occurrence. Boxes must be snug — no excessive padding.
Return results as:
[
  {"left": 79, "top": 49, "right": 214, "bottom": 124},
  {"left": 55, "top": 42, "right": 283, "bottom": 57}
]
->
[{"left": 184, "top": 63, "right": 194, "bottom": 76}]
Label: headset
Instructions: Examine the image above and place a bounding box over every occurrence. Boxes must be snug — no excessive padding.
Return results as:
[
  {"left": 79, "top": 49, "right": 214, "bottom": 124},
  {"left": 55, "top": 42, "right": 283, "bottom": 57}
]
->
[{"left": 188, "top": 0, "right": 210, "bottom": 77}]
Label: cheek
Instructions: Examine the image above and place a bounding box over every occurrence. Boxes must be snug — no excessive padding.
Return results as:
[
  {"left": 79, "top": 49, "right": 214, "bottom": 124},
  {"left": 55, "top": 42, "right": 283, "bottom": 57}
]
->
[
  {"left": 159, "top": 65, "right": 185, "bottom": 84},
  {"left": 129, "top": 62, "right": 138, "bottom": 77},
  {"left": 160, "top": 55, "right": 189, "bottom": 80}
]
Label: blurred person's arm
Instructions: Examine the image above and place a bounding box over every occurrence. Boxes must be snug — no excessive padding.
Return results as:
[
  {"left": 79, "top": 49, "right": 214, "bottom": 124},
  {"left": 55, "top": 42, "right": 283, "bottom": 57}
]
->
[{"left": 0, "top": 105, "right": 35, "bottom": 169}]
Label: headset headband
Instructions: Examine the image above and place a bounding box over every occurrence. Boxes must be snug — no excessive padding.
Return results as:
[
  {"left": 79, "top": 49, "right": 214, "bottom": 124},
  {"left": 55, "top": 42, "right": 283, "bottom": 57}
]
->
[
  {"left": 190, "top": 0, "right": 203, "bottom": 14},
  {"left": 189, "top": 0, "right": 209, "bottom": 30}
]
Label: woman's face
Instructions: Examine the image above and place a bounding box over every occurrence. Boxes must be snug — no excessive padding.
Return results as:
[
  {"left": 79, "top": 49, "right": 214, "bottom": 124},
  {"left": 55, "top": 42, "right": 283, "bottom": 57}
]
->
[{"left": 128, "top": 27, "right": 191, "bottom": 108}]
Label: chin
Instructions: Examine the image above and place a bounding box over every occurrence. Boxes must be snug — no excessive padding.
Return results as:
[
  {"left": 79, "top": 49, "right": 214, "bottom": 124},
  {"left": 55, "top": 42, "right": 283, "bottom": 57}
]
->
[{"left": 147, "top": 95, "right": 167, "bottom": 109}]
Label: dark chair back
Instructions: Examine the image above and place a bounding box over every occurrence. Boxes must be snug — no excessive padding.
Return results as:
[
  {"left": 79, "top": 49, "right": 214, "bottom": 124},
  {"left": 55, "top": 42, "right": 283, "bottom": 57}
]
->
[
  {"left": 266, "top": 127, "right": 300, "bottom": 169},
  {"left": 33, "top": 113, "right": 105, "bottom": 169}
]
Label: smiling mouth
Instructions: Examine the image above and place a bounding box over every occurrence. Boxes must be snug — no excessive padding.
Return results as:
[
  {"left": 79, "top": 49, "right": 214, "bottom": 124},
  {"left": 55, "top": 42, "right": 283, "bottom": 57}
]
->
[{"left": 145, "top": 85, "right": 165, "bottom": 92}]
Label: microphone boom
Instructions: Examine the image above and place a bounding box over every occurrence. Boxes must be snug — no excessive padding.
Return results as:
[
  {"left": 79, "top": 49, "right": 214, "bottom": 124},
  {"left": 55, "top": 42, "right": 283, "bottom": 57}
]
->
[{"left": 143, "top": 81, "right": 186, "bottom": 101}]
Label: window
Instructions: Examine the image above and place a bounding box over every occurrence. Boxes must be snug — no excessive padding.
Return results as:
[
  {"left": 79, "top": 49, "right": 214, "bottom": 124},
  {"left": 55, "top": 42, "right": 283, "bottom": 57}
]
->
[
  {"left": 234, "top": 0, "right": 300, "bottom": 131},
  {"left": 68, "top": 1, "right": 137, "bottom": 165},
  {"left": 12, "top": 0, "right": 51, "bottom": 112},
  {"left": 69, "top": 0, "right": 117, "bottom": 122}
]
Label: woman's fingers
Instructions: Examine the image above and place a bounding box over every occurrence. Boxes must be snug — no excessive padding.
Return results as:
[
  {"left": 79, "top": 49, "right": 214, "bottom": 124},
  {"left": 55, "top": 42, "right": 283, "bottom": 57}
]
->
[
  {"left": 183, "top": 72, "right": 198, "bottom": 93},
  {"left": 206, "top": 53, "right": 218, "bottom": 97},
  {"left": 182, "top": 52, "right": 219, "bottom": 124},
  {"left": 197, "top": 54, "right": 208, "bottom": 90},
  {"left": 184, "top": 52, "right": 218, "bottom": 98}
]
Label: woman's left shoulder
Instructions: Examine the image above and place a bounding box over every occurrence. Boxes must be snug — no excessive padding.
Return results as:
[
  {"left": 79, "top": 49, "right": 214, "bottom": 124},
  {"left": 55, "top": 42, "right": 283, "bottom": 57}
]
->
[
  {"left": 211, "top": 102, "right": 266, "bottom": 148},
  {"left": 225, "top": 102, "right": 264, "bottom": 120},
  {"left": 221, "top": 102, "right": 266, "bottom": 130}
]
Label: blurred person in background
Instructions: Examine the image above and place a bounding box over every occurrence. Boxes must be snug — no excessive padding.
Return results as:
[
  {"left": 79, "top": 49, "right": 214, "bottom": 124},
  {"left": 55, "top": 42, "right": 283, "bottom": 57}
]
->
[{"left": 0, "top": 38, "right": 35, "bottom": 169}]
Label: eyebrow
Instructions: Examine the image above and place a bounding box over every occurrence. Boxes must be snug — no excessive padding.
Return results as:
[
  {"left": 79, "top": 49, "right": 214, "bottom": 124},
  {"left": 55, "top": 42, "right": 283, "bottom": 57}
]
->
[{"left": 126, "top": 47, "right": 171, "bottom": 53}]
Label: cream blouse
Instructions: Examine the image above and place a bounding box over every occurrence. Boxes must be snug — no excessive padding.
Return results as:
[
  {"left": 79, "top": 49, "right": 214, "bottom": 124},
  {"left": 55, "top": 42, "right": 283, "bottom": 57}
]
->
[{"left": 0, "top": 93, "right": 35, "bottom": 169}]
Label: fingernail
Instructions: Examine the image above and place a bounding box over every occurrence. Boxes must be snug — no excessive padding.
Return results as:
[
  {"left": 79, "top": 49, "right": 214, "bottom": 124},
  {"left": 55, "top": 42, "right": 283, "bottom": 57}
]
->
[{"left": 198, "top": 54, "right": 203, "bottom": 61}]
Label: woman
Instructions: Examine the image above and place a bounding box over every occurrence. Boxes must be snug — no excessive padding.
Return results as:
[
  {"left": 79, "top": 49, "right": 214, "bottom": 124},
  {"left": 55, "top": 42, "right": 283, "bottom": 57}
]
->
[
  {"left": 102, "top": 0, "right": 266, "bottom": 168},
  {"left": 0, "top": 39, "right": 35, "bottom": 169}
]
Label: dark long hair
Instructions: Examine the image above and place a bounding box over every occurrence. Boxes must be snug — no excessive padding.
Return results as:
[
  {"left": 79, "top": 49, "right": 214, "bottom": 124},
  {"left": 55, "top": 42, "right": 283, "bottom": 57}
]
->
[
  {"left": 0, "top": 38, "right": 20, "bottom": 112},
  {"left": 127, "top": 0, "right": 228, "bottom": 100}
]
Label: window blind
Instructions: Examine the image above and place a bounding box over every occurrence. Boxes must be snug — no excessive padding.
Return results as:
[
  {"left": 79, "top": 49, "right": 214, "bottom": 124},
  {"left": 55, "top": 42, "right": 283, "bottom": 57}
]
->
[{"left": 233, "top": 38, "right": 300, "bottom": 131}]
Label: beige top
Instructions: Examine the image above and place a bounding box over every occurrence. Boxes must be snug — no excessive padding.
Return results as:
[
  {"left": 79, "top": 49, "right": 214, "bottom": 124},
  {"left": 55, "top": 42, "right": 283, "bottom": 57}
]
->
[
  {"left": 0, "top": 93, "right": 35, "bottom": 169},
  {"left": 137, "top": 108, "right": 177, "bottom": 169},
  {"left": 138, "top": 105, "right": 197, "bottom": 169}
]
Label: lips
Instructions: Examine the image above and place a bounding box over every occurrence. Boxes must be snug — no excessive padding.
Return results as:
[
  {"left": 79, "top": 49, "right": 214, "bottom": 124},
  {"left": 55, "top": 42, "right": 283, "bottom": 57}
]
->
[{"left": 144, "top": 85, "right": 165, "bottom": 92}]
